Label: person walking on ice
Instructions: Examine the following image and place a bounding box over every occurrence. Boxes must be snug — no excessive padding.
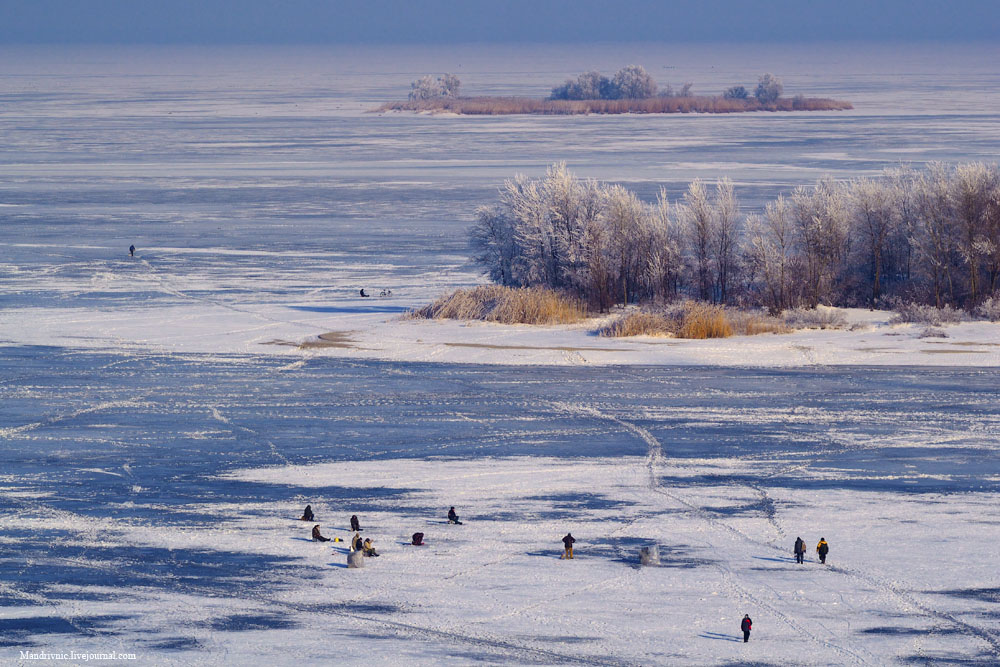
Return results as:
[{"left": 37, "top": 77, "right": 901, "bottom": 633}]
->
[
  {"left": 129, "top": 244, "right": 135, "bottom": 257},
  {"left": 741, "top": 614, "right": 752, "bottom": 642},
  {"left": 560, "top": 533, "right": 576, "bottom": 559},
  {"left": 816, "top": 537, "right": 830, "bottom": 564},
  {"left": 794, "top": 536, "right": 806, "bottom": 564},
  {"left": 447, "top": 507, "right": 462, "bottom": 525}
]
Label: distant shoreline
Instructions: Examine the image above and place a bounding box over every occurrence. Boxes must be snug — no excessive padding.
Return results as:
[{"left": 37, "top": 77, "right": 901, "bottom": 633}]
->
[{"left": 374, "top": 95, "right": 853, "bottom": 115}]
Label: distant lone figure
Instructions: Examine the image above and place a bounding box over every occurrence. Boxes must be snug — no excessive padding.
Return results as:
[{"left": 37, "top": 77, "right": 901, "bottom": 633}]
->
[
  {"left": 412, "top": 532, "right": 425, "bottom": 546},
  {"left": 816, "top": 537, "right": 830, "bottom": 564},
  {"left": 741, "top": 614, "right": 752, "bottom": 642},
  {"left": 794, "top": 536, "right": 806, "bottom": 564},
  {"left": 350, "top": 515, "right": 362, "bottom": 532},
  {"left": 360, "top": 289, "right": 369, "bottom": 297},
  {"left": 129, "top": 244, "right": 135, "bottom": 257},
  {"left": 560, "top": 533, "right": 576, "bottom": 560},
  {"left": 447, "top": 507, "right": 462, "bottom": 525},
  {"left": 301, "top": 505, "right": 314, "bottom": 522},
  {"left": 351, "top": 532, "right": 364, "bottom": 552},
  {"left": 312, "top": 525, "right": 331, "bottom": 542}
]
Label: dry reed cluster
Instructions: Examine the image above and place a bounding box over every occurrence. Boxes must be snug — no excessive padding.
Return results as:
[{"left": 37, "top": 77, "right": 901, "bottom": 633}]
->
[
  {"left": 599, "top": 303, "right": 790, "bottom": 339},
  {"left": 409, "top": 285, "right": 586, "bottom": 325},
  {"left": 376, "top": 96, "right": 852, "bottom": 116}
]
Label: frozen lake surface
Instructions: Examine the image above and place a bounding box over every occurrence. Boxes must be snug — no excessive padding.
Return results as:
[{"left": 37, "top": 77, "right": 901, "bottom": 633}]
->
[{"left": 2, "top": 42, "right": 1000, "bottom": 664}]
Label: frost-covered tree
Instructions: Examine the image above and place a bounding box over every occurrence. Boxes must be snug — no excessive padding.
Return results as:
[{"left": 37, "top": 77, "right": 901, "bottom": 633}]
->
[
  {"left": 612, "top": 65, "right": 657, "bottom": 99},
  {"left": 712, "top": 178, "right": 741, "bottom": 304},
  {"left": 851, "top": 177, "right": 899, "bottom": 304},
  {"left": 755, "top": 73, "right": 783, "bottom": 104},
  {"left": 791, "top": 179, "right": 850, "bottom": 307},
  {"left": 951, "top": 162, "right": 999, "bottom": 304},
  {"left": 723, "top": 85, "right": 748, "bottom": 100},
  {"left": 746, "top": 195, "right": 798, "bottom": 313},
  {"left": 409, "top": 74, "right": 461, "bottom": 100},
  {"left": 679, "top": 180, "right": 714, "bottom": 301},
  {"left": 550, "top": 71, "right": 614, "bottom": 100}
]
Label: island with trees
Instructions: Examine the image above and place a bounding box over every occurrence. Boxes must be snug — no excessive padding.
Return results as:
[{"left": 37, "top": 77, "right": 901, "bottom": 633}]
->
[{"left": 377, "top": 66, "right": 852, "bottom": 115}]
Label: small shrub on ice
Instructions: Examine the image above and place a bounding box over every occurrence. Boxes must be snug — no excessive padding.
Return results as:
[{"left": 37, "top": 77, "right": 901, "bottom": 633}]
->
[
  {"left": 918, "top": 326, "right": 949, "bottom": 338},
  {"left": 782, "top": 307, "right": 848, "bottom": 330},
  {"left": 890, "top": 303, "right": 965, "bottom": 325}
]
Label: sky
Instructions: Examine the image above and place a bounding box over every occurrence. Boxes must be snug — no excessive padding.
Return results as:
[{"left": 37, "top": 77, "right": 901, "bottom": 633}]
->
[{"left": 2, "top": 0, "right": 999, "bottom": 44}]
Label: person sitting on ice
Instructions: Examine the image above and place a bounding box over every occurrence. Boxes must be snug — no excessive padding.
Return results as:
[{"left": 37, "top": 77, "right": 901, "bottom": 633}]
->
[
  {"left": 411, "top": 532, "right": 425, "bottom": 546},
  {"left": 301, "top": 505, "right": 314, "bottom": 522},
  {"left": 350, "top": 514, "right": 362, "bottom": 532},
  {"left": 359, "top": 289, "right": 369, "bottom": 298},
  {"left": 351, "top": 532, "right": 364, "bottom": 552},
  {"left": 447, "top": 507, "right": 462, "bottom": 525},
  {"left": 362, "top": 538, "right": 380, "bottom": 557},
  {"left": 312, "top": 525, "right": 331, "bottom": 542}
]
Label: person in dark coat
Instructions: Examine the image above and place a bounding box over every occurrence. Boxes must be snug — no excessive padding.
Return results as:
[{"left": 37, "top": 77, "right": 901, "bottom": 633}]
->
[
  {"left": 560, "top": 533, "right": 576, "bottom": 559},
  {"left": 816, "top": 538, "right": 830, "bottom": 564},
  {"left": 350, "top": 514, "right": 362, "bottom": 532},
  {"left": 312, "top": 525, "right": 331, "bottom": 542},
  {"left": 351, "top": 532, "right": 363, "bottom": 552},
  {"left": 794, "top": 536, "right": 806, "bottom": 564},
  {"left": 411, "top": 532, "right": 425, "bottom": 546},
  {"left": 359, "top": 289, "right": 369, "bottom": 297},
  {"left": 741, "top": 615, "right": 752, "bottom": 642},
  {"left": 301, "top": 505, "right": 314, "bottom": 522},
  {"left": 447, "top": 507, "right": 462, "bottom": 525},
  {"left": 129, "top": 244, "right": 135, "bottom": 257}
]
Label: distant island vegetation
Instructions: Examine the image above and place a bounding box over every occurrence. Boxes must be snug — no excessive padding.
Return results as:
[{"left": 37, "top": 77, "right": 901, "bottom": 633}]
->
[{"left": 376, "top": 66, "right": 852, "bottom": 115}]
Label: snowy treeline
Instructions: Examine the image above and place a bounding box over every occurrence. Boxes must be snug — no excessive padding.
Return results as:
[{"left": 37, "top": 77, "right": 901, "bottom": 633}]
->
[
  {"left": 409, "top": 74, "right": 461, "bottom": 100},
  {"left": 471, "top": 163, "right": 1000, "bottom": 312}
]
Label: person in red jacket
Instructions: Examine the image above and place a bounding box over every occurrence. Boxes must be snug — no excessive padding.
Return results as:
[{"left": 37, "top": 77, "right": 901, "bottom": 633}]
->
[{"left": 741, "top": 615, "right": 752, "bottom": 642}]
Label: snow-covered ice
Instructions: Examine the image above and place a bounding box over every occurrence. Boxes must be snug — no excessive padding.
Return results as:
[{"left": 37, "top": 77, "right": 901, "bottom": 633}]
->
[{"left": 2, "top": 42, "right": 1000, "bottom": 665}]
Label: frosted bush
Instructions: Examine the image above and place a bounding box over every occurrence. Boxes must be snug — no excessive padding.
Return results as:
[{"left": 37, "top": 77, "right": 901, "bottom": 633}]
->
[
  {"left": 977, "top": 296, "right": 1000, "bottom": 321},
  {"left": 409, "top": 74, "right": 461, "bottom": 100},
  {"left": 918, "top": 326, "right": 948, "bottom": 338},
  {"left": 755, "top": 73, "right": 783, "bottom": 104},
  {"left": 612, "top": 65, "right": 657, "bottom": 99},
  {"left": 723, "top": 85, "right": 748, "bottom": 100},
  {"left": 889, "top": 303, "right": 965, "bottom": 325},
  {"left": 782, "top": 306, "right": 848, "bottom": 329}
]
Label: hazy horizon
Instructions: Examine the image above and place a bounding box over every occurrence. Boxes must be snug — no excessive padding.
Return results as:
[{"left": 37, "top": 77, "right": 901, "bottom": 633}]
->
[{"left": 3, "top": 0, "right": 999, "bottom": 44}]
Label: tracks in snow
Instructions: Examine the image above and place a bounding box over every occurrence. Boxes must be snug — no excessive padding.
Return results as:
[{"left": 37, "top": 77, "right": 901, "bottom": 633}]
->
[{"left": 545, "top": 399, "right": 1000, "bottom": 662}]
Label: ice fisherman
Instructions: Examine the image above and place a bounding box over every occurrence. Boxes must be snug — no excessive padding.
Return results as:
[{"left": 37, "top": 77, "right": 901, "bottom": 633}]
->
[
  {"left": 560, "top": 533, "right": 576, "bottom": 560},
  {"left": 411, "top": 532, "right": 425, "bottom": 546},
  {"left": 362, "top": 538, "right": 380, "bottom": 557},
  {"left": 301, "top": 505, "right": 314, "bottom": 522},
  {"left": 312, "top": 525, "right": 331, "bottom": 542},
  {"left": 360, "top": 289, "right": 369, "bottom": 297},
  {"left": 350, "top": 514, "right": 362, "bottom": 532},
  {"left": 741, "top": 614, "right": 752, "bottom": 642},
  {"left": 794, "top": 536, "right": 806, "bottom": 564},
  {"left": 816, "top": 537, "right": 830, "bottom": 564},
  {"left": 447, "top": 507, "right": 462, "bottom": 525},
  {"left": 129, "top": 244, "right": 135, "bottom": 257},
  {"left": 351, "top": 532, "right": 364, "bottom": 552}
]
